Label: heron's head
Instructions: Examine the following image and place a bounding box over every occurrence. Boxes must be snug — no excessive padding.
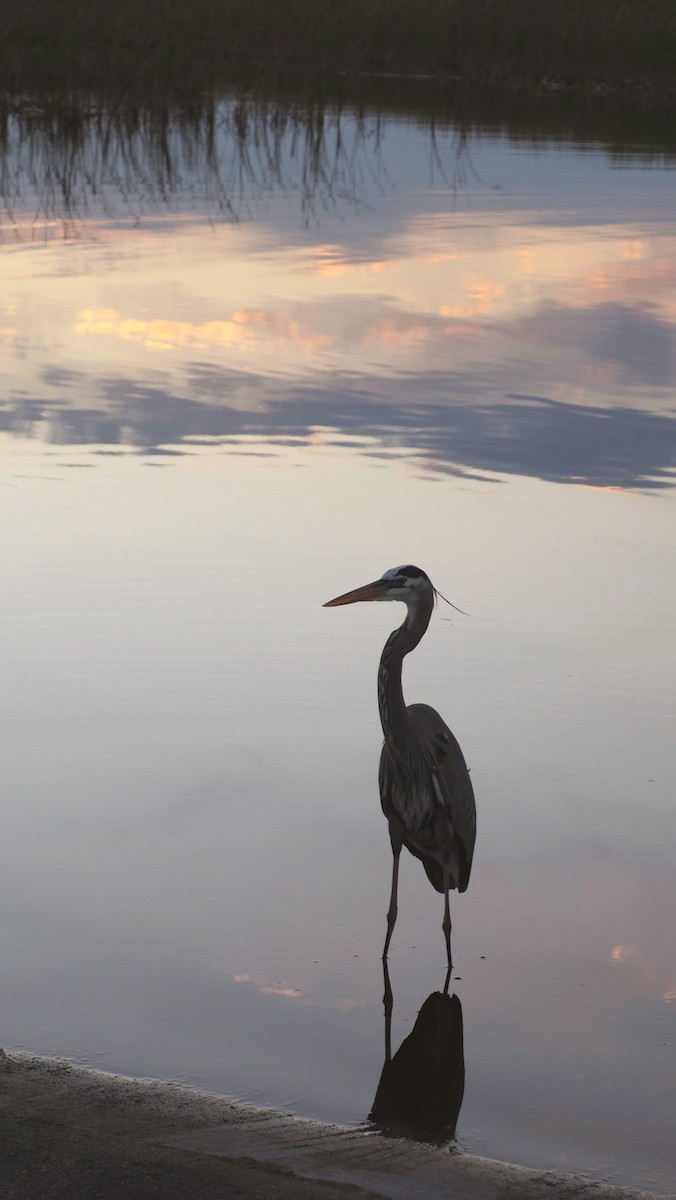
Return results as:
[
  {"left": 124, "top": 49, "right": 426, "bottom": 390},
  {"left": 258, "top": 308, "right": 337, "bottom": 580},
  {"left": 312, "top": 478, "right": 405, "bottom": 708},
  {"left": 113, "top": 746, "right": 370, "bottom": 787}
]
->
[{"left": 323, "top": 564, "right": 433, "bottom": 608}]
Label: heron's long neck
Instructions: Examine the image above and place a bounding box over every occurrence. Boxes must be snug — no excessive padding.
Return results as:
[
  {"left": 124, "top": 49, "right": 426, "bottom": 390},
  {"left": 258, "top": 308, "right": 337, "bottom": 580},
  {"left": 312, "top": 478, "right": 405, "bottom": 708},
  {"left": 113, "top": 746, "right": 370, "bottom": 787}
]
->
[{"left": 377, "top": 599, "right": 432, "bottom": 748}]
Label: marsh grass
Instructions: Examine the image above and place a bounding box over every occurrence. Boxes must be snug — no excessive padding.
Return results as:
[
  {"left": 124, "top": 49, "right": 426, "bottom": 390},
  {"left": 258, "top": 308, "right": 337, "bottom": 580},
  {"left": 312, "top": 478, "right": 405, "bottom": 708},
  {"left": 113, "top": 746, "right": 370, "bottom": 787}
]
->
[
  {"left": 2, "top": 0, "right": 676, "bottom": 230},
  {"left": 2, "top": 0, "right": 676, "bottom": 100}
]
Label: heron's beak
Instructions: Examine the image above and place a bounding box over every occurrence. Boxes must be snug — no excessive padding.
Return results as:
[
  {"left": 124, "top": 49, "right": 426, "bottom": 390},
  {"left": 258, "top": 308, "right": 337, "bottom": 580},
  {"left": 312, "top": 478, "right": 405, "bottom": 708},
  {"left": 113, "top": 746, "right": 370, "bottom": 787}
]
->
[{"left": 323, "top": 580, "right": 389, "bottom": 607}]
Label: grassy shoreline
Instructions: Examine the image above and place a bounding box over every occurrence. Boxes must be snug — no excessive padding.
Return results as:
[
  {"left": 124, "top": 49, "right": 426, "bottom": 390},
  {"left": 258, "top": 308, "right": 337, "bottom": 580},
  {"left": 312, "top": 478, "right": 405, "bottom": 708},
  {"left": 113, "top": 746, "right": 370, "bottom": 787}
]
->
[{"left": 2, "top": 0, "right": 676, "bottom": 101}]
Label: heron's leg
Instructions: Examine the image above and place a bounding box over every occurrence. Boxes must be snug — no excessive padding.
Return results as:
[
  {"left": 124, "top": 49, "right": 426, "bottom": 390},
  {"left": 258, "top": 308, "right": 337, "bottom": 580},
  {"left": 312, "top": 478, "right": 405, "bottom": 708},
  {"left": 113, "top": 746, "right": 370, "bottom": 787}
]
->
[
  {"left": 382, "top": 847, "right": 401, "bottom": 962},
  {"left": 382, "top": 956, "right": 394, "bottom": 1064},
  {"left": 442, "top": 866, "right": 453, "bottom": 994}
]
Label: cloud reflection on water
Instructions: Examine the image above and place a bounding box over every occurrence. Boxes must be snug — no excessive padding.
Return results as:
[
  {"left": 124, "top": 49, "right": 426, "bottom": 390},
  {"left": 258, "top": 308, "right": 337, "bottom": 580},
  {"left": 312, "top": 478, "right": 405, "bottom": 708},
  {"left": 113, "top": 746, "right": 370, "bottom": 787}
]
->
[
  {"left": 3, "top": 363, "right": 675, "bottom": 490},
  {"left": 3, "top": 189, "right": 676, "bottom": 489}
]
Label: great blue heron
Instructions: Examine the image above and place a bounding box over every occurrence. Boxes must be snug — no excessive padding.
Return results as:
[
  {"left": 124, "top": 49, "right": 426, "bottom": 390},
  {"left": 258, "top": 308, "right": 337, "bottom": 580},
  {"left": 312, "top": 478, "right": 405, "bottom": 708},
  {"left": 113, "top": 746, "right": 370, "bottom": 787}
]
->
[{"left": 324, "top": 565, "right": 476, "bottom": 982}]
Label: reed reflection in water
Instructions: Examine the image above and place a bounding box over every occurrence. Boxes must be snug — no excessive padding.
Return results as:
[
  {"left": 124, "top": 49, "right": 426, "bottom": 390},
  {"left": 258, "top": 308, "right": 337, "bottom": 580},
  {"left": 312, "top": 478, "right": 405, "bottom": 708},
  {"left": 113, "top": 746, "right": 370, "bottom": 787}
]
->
[{"left": 0, "top": 93, "right": 394, "bottom": 234}]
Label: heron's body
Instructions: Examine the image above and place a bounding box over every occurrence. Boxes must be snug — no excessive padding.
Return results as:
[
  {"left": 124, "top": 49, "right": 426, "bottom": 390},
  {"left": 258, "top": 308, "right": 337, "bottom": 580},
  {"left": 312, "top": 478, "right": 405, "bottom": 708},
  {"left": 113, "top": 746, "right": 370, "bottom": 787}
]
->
[
  {"left": 324, "top": 565, "right": 475, "bottom": 978},
  {"left": 379, "top": 703, "right": 474, "bottom": 896}
]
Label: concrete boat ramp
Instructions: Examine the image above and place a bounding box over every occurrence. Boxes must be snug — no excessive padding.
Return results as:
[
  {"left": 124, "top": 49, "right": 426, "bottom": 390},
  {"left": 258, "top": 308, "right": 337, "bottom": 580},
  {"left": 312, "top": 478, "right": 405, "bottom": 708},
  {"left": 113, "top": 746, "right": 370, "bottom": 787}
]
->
[{"left": 1, "top": 1051, "right": 671, "bottom": 1200}]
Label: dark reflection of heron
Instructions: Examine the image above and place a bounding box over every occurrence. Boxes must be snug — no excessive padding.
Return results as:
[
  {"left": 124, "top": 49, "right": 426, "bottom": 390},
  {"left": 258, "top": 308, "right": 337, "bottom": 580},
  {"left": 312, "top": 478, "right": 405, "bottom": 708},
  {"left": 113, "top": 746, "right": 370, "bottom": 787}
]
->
[
  {"left": 370, "top": 971, "right": 465, "bottom": 1142},
  {"left": 324, "top": 565, "right": 476, "bottom": 990}
]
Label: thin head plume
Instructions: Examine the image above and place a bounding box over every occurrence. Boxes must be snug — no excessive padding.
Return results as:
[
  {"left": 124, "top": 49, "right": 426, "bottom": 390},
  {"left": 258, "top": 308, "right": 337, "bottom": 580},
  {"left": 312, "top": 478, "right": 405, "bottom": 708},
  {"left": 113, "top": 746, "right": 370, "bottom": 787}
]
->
[{"left": 434, "top": 586, "right": 470, "bottom": 617}]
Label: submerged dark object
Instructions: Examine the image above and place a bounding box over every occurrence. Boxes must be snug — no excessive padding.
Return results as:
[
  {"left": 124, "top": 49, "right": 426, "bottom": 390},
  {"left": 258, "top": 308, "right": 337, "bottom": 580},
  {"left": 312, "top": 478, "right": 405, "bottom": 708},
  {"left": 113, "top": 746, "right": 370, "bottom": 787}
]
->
[{"left": 370, "top": 990, "right": 464, "bottom": 1140}]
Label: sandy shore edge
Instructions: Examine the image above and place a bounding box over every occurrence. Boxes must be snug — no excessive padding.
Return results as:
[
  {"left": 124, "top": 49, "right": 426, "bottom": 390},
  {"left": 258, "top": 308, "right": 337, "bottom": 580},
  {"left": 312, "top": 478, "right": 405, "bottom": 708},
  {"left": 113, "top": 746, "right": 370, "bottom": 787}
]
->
[{"left": 1, "top": 1050, "right": 672, "bottom": 1200}]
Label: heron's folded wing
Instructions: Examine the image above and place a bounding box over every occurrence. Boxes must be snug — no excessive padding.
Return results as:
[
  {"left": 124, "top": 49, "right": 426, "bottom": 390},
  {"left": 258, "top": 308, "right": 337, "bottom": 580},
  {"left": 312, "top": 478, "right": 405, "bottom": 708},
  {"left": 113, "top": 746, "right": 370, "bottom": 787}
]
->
[{"left": 430, "top": 731, "right": 476, "bottom": 892}]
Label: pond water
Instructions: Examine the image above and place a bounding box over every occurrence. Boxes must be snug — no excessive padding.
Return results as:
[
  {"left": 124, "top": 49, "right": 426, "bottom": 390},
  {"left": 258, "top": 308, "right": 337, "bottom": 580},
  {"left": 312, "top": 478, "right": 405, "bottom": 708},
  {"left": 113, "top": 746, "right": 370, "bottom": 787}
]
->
[{"left": 1, "top": 96, "right": 675, "bottom": 1194}]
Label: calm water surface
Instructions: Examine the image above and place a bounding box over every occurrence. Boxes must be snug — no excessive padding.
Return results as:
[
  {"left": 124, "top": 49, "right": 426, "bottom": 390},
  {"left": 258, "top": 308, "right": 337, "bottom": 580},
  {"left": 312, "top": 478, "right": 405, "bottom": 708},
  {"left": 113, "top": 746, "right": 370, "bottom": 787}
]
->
[{"left": 1, "top": 100, "right": 675, "bottom": 1193}]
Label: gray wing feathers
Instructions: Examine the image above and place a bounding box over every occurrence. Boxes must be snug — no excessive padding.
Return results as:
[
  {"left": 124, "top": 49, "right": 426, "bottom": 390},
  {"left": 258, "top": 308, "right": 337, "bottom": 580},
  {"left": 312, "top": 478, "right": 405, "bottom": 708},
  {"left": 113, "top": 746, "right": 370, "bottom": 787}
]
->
[
  {"left": 378, "top": 703, "right": 476, "bottom": 894},
  {"left": 408, "top": 703, "right": 476, "bottom": 892}
]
